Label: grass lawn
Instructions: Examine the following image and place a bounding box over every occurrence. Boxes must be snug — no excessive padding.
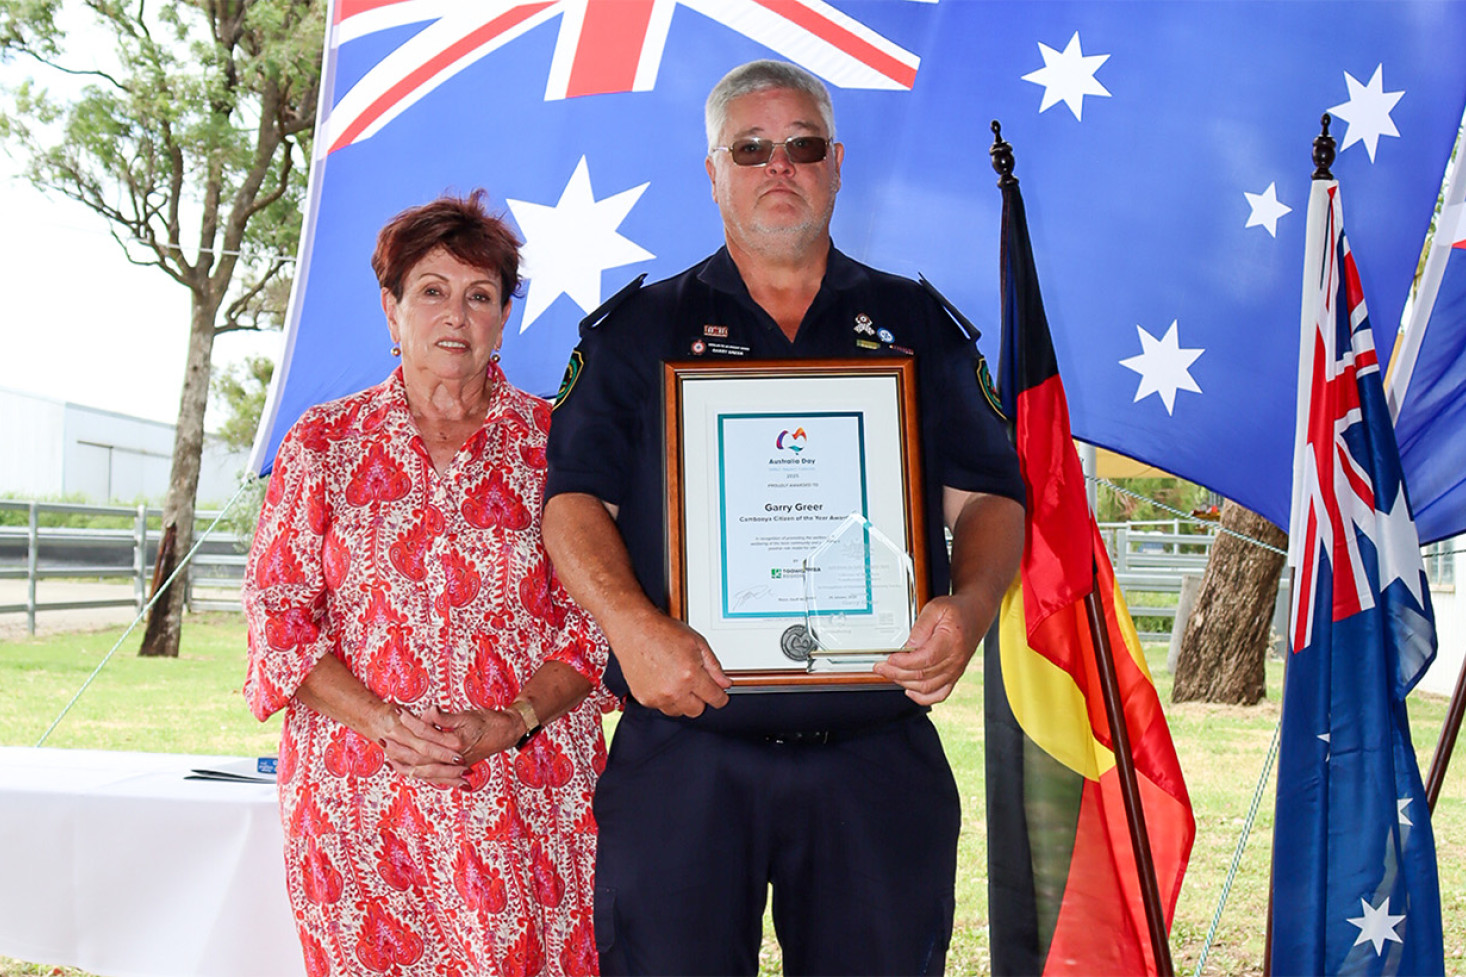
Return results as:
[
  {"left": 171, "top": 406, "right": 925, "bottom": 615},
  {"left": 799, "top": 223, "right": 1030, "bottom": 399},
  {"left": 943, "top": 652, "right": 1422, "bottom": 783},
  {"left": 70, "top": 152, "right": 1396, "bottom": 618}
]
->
[
  {"left": 0, "top": 614, "right": 283, "bottom": 757},
  {"left": 1, "top": 613, "right": 1462, "bottom": 976}
]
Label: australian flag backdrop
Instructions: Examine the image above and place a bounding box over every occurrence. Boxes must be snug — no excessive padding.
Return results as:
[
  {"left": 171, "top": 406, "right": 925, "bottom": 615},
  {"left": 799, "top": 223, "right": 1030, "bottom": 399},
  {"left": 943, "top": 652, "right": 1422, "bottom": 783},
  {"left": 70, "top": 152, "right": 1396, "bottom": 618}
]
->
[
  {"left": 1271, "top": 178, "right": 1442, "bottom": 976},
  {"left": 250, "top": 0, "right": 1466, "bottom": 544}
]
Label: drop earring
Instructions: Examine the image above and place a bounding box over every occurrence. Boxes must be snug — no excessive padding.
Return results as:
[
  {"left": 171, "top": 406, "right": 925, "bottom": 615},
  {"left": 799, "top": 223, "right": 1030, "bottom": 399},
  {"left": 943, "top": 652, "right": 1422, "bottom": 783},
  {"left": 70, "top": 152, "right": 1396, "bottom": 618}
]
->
[{"left": 391, "top": 344, "right": 401, "bottom": 357}]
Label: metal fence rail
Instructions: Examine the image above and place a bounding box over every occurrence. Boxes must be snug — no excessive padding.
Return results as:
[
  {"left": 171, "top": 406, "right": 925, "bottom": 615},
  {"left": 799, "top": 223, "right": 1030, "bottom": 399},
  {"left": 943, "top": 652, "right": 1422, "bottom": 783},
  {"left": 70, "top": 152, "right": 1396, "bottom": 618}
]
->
[
  {"left": 1099, "top": 521, "right": 1218, "bottom": 643},
  {"left": 0, "top": 500, "right": 245, "bottom": 634},
  {"left": 1, "top": 505, "right": 1241, "bottom": 640}
]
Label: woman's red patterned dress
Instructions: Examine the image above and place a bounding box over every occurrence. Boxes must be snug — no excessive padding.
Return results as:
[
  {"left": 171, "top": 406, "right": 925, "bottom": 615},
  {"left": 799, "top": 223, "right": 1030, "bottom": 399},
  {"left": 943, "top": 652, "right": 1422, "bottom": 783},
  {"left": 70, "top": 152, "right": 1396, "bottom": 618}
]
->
[{"left": 244, "top": 366, "right": 610, "bottom": 977}]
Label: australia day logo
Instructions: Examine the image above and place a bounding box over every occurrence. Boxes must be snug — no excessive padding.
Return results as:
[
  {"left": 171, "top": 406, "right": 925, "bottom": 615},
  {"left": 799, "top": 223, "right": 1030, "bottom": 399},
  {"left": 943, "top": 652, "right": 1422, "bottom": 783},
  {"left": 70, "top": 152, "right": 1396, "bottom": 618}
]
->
[{"left": 776, "top": 427, "right": 807, "bottom": 452}]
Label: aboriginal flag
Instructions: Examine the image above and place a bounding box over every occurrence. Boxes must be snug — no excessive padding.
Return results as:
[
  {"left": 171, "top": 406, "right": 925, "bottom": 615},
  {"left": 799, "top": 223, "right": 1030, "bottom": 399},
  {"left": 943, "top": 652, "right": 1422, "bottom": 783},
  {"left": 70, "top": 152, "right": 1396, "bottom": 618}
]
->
[{"left": 984, "top": 169, "right": 1195, "bottom": 975}]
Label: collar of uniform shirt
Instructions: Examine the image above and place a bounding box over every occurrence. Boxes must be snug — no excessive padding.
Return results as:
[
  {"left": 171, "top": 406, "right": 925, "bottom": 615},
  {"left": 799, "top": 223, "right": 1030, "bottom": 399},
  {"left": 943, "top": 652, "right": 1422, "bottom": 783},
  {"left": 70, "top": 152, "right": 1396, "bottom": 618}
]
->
[{"left": 697, "top": 242, "right": 867, "bottom": 300}]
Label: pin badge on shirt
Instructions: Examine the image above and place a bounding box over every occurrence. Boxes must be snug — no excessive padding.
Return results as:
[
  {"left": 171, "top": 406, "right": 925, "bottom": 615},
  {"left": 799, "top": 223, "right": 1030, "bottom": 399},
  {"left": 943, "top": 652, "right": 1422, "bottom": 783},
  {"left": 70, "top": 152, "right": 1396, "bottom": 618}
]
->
[{"left": 853, "top": 313, "right": 875, "bottom": 336}]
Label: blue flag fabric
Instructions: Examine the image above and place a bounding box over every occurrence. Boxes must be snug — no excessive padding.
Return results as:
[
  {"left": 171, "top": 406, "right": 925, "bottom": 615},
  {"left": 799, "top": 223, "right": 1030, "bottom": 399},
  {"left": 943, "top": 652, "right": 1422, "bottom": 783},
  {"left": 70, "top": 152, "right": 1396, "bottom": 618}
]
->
[
  {"left": 251, "top": 0, "right": 1466, "bottom": 546},
  {"left": 1388, "top": 137, "right": 1466, "bottom": 545},
  {"left": 1272, "top": 179, "right": 1442, "bottom": 977}
]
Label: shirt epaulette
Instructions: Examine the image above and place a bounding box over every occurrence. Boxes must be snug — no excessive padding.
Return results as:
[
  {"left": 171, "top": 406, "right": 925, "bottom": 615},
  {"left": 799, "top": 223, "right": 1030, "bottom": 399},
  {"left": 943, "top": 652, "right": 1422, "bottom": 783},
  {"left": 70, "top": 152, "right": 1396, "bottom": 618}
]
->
[
  {"left": 919, "top": 274, "right": 1005, "bottom": 422},
  {"left": 918, "top": 275, "right": 982, "bottom": 344},
  {"left": 579, "top": 274, "right": 647, "bottom": 335}
]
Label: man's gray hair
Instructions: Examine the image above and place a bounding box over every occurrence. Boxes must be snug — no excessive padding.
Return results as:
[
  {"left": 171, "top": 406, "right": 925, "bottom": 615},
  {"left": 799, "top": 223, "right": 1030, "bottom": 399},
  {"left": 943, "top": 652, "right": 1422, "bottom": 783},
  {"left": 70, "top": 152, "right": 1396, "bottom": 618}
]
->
[{"left": 704, "top": 60, "right": 836, "bottom": 152}]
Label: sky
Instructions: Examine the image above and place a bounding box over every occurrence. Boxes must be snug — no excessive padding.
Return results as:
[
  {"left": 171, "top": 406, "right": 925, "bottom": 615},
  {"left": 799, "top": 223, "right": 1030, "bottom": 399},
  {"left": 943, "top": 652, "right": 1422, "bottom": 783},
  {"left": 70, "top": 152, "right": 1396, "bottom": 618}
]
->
[
  {"left": 0, "top": 9, "right": 289, "bottom": 430},
  {"left": 0, "top": 166, "right": 284, "bottom": 427}
]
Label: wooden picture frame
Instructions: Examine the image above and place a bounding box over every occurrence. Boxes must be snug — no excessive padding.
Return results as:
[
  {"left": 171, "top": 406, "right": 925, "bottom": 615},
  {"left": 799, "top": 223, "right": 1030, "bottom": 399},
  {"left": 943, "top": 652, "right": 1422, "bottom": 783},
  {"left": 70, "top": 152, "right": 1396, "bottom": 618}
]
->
[{"left": 664, "top": 359, "right": 929, "bottom": 689}]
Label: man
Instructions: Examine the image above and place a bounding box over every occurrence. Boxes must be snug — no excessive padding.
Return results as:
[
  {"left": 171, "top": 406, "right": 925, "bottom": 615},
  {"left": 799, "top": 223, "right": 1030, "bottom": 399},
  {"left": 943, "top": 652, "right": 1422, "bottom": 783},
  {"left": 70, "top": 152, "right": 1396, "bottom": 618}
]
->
[{"left": 543, "top": 60, "right": 1025, "bottom": 976}]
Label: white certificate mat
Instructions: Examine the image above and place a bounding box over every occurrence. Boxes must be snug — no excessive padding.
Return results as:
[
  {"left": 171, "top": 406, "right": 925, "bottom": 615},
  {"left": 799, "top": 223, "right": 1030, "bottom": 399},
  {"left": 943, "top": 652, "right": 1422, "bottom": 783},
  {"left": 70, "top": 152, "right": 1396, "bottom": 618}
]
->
[
  {"left": 668, "top": 361, "right": 926, "bottom": 686},
  {"left": 717, "top": 411, "right": 869, "bottom": 618}
]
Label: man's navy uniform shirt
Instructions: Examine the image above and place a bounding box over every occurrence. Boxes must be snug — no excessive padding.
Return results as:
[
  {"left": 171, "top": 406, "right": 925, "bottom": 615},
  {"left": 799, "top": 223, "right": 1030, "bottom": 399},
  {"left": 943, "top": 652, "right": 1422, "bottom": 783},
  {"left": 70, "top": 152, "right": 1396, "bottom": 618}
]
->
[{"left": 546, "top": 245, "right": 1023, "bottom": 733}]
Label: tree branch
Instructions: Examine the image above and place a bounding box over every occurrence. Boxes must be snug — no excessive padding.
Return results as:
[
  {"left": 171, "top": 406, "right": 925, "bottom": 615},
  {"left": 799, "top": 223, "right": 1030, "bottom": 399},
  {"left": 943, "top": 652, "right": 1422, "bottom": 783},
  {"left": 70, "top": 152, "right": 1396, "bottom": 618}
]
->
[
  {"left": 242, "top": 138, "right": 294, "bottom": 222},
  {"left": 219, "top": 259, "right": 289, "bottom": 333},
  {"left": 107, "top": 226, "right": 192, "bottom": 288},
  {"left": 12, "top": 47, "right": 127, "bottom": 90},
  {"left": 213, "top": 83, "right": 284, "bottom": 295}
]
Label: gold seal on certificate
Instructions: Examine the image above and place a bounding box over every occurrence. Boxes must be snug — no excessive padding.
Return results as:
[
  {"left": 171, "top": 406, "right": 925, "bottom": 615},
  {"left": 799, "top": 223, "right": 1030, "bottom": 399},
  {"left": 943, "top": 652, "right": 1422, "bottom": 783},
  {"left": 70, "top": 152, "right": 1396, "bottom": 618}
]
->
[{"left": 665, "top": 359, "right": 929, "bottom": 690}]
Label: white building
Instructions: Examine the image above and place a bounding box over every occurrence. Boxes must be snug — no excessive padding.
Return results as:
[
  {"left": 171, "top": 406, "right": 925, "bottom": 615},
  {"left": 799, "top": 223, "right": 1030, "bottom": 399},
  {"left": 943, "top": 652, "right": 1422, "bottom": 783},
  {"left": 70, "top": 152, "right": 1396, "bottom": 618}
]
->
[{"left": 0, "top": 387, "right": 251, "bottom": 505}]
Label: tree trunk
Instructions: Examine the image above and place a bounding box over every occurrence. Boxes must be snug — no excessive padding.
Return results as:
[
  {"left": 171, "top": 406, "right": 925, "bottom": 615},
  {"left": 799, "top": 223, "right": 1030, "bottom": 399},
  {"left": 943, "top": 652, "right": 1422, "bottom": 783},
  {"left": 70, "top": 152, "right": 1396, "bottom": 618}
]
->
[
  {"left": 139, "top": 295, "right": 220, "bottom": 658},
  {"left": 1171, "top": 500, "right": 1288, "bottom": 704}
]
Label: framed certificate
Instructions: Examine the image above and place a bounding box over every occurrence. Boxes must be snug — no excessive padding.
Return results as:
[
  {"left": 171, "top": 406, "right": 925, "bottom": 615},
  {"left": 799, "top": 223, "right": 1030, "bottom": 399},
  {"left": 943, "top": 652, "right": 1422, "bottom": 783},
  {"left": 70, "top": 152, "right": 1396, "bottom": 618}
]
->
[{"left": 665, "top": 359, "right": 929, "bottom": 688}]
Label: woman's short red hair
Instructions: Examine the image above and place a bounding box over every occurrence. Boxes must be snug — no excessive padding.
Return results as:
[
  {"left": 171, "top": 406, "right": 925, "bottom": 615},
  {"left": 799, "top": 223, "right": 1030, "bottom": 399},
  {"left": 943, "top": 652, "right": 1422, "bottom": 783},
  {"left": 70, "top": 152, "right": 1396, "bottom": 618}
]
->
[{"left": 371, "top": 190, "right": 522, "bottom": 303}]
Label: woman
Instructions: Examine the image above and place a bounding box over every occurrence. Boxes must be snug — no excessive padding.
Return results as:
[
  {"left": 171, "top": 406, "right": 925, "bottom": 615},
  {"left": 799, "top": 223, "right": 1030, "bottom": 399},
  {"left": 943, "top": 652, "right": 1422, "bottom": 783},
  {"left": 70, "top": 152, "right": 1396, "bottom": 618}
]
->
[{"left": 244, "top": 191, "right": 608, "bottom": 977}]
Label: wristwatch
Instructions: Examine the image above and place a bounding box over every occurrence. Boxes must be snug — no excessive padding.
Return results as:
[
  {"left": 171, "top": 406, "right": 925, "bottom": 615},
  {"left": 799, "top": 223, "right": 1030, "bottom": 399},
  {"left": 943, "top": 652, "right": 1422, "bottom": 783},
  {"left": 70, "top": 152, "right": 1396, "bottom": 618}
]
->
[{"left": 508, "top": 697, "right": 542, "bottom": 750}]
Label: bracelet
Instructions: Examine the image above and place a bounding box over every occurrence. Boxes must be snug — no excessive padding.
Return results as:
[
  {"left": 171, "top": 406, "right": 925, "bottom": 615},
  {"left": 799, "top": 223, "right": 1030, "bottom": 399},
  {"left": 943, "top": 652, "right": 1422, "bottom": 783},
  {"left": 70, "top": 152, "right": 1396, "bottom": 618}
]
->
[{"left": 507, "top": 697, "right": 542, "bottom": 750}]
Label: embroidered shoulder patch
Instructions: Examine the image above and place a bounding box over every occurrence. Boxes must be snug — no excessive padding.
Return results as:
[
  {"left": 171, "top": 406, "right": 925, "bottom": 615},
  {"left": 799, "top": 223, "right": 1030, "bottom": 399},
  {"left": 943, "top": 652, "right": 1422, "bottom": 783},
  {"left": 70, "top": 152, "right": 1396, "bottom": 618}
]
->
[
  {"left": 552, "top": 349, "right": 584, "bottom": 410},
  {"left": 976, "top": 354, "right": 1005, "bottom": 421}
]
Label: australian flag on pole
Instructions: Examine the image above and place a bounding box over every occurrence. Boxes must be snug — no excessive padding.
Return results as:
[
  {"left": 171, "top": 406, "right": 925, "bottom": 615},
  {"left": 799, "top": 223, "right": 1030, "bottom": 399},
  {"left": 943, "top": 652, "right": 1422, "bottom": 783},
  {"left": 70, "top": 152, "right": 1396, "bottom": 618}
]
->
[{"left": 1270, "top": 176, "right": 1443, "bottom": 976}]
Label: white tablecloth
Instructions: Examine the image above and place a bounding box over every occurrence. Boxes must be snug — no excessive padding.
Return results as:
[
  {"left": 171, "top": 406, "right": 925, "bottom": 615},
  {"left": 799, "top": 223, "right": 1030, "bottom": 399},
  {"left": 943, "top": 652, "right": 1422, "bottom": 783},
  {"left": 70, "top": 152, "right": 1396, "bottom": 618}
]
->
[{"left": 0, "top": 747, "right": 304, "bottom": 977}]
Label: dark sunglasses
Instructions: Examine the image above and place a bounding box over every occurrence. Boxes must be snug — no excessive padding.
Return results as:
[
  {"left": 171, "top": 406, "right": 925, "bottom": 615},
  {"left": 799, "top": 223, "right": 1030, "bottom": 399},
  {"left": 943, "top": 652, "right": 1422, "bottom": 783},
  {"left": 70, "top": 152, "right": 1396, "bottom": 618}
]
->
[{"left": 711, "top": 135, "right": 830, "bottom": 167}]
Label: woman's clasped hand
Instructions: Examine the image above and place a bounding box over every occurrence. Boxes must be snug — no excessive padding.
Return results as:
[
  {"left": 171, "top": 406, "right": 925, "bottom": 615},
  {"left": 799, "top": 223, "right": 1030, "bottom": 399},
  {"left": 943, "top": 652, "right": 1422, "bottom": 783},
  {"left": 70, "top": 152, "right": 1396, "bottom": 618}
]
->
[{"left": 382, "top": 702, "right": 523, "bottom": 785}]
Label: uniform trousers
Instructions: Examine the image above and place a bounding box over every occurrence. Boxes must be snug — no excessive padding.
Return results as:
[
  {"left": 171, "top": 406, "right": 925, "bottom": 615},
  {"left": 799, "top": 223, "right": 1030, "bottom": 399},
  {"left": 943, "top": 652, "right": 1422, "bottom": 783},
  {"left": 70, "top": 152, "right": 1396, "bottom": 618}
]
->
[{"left": 593, "top": 704, "right": 960, "bottom": 976}]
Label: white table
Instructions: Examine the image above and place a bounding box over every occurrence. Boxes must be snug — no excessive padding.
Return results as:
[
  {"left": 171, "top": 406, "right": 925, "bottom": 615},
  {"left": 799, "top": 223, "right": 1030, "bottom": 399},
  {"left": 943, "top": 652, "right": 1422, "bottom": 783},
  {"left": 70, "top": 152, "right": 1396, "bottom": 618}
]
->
[{"left": 0, "top": 747, "right": 305, "bottom": 977}]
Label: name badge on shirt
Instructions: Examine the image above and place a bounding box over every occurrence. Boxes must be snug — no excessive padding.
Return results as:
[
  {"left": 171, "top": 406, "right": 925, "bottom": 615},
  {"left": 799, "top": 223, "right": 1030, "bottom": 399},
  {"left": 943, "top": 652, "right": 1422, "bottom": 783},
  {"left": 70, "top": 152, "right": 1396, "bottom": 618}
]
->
[{"left": 691, "top": 337, "right": 751, "bottom": 357}]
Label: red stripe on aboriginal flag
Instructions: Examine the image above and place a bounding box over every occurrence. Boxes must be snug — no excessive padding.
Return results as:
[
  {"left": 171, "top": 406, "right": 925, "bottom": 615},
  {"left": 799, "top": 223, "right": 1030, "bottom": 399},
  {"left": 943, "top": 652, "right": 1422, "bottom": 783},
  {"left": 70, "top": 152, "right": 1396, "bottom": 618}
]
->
[
  {"left": 1043, "top": 768, "right": 1191, "bottom": 976},
  {"left": 1015, "top": 375, "right": 1093, "bottom": 633}
]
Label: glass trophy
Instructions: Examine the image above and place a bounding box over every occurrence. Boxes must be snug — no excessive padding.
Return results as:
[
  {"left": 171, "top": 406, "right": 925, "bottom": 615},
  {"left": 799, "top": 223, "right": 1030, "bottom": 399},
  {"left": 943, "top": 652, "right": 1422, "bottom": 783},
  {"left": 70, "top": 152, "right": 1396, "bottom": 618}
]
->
[{"left": 800, "top": 513, "right": 917, "bottom": 672}]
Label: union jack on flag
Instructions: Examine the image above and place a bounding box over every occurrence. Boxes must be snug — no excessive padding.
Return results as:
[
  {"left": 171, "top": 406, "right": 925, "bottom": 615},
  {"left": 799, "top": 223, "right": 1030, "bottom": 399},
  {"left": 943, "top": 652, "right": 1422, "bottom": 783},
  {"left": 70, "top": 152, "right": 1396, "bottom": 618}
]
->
[
  {"left": 1287, "top": 188, "right": 1385, "bottom": 653},
  {"left": 322, "top": 0, "right": 920, "bottom": 155},
  {"left": 1272, "top": 177, "right": 1442, "bottom": 976}
]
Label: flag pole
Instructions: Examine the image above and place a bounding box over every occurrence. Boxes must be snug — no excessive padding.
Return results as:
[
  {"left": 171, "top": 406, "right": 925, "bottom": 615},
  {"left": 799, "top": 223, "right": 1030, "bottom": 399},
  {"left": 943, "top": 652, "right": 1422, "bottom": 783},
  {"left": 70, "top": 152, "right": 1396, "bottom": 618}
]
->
[
  {"left": 989, "top": 121, "right": 1174, "bottom": 977},
  {"left": 1083, "top": 580, "right": 1176, "bottom": 977},
  {"left": 1425, "top": 659, "right": 1465, "bottom": 811},
  {"left": 1266, "top": 112, "right": 1339, "bottom": 977}
]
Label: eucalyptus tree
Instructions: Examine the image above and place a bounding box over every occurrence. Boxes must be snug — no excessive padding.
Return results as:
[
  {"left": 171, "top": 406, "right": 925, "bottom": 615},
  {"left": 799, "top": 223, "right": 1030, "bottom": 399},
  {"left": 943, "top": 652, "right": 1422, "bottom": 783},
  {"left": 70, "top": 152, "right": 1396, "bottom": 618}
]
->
[{"left": 0, "top": 0, "right": 322, "bottom": 656}]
